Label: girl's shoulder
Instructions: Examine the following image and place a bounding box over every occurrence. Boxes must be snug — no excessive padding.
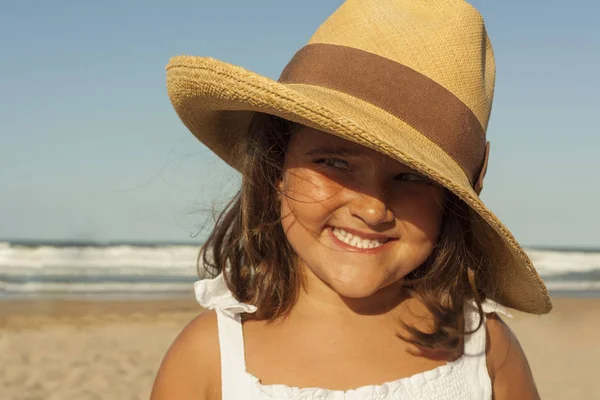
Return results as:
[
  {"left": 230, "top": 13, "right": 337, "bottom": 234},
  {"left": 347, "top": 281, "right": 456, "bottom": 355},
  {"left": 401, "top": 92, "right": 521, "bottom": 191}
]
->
[
  {"left": 484, "top": 312, "right": 540, "bottom": 399},
  {"left": 150, "top": 310, "right": 221, "bottom": 400}
]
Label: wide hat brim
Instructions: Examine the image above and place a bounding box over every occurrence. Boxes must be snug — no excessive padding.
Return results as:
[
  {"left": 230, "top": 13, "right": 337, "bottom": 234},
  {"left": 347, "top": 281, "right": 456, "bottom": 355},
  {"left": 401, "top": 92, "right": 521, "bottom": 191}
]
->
[{"left": 166, "top": 55, "right": 552, "bottom": 314}]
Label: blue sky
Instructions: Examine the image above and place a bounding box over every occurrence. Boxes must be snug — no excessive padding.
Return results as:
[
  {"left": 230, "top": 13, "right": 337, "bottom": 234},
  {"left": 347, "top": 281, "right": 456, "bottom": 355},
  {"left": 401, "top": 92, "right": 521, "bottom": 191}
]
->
[{"left": 1, "top": 0, "right": 598, "bottom": 247}]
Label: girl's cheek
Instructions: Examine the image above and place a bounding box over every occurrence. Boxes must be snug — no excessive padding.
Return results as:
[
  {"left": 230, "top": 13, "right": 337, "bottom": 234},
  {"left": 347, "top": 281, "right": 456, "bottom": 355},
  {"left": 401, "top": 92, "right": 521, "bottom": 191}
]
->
[
  {"left": 286, "top": 169, "right": 344, "bottom": 203},
  {"left": 389, "top": 187, "right": 445, "bottom": 232},
  {"left": 309, "top": 174, "right": 344, "bottom": 202}
]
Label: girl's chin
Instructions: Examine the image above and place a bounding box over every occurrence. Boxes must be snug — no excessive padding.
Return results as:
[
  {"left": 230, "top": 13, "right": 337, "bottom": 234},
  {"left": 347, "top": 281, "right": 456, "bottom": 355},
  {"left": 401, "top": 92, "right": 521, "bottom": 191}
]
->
[
  {"left": 332, "top": 285, "right": 383, "bottom": 299},
  {"left": 324, "top": 274, "right": 399, "bottom": 299}
]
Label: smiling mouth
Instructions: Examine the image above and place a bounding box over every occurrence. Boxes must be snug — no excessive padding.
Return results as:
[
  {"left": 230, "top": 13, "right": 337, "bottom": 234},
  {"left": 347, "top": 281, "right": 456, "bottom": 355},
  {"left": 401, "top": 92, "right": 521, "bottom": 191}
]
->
[{"left": 331, "top": 227, "right": 391, "bottom": 249}]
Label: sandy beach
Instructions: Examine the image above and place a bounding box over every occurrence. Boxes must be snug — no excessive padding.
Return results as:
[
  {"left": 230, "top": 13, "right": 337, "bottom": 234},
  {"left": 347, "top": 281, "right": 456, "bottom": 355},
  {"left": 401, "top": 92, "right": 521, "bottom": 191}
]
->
[{"left": 1, "top": 296, "right": 598, "bottom": 400}]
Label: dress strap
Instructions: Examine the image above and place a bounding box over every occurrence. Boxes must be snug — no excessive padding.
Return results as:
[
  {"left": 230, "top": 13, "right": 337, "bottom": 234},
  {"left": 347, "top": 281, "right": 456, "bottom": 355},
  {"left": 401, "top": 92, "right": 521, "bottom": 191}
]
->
[
  {"left": 463, "top": 299, "right": 512, "bottom": 356},
  {"left": 194, "top": 274, "right": 258, "bottom": 400},
  {"left": 461, "top": 299, "right": 511, "bottom": 399},
  {"left": 215, "top": 311, "right": 250, "bottom": 399}
]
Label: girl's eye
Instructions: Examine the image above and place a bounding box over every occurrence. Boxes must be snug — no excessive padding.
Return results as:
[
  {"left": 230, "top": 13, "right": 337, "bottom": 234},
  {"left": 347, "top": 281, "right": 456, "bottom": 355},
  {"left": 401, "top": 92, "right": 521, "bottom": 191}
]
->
[
  {"left": 314, "top": 158, "right": 351, "bottom": 170},
  {"left": 394, "top": 173, "right": 432, "bottom": 183}
]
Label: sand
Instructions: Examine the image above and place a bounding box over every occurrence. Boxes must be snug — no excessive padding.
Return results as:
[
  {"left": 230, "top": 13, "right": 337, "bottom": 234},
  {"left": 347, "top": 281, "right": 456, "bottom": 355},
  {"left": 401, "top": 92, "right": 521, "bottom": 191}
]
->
[
  {"left": 508, "top": 298, "right": 600, "bottom": 399},
  {"left": 1, "top": 296, "right": 598, "bottom": 400},
  {"left": 0, "top": 297, "right": 199, "bottom": 400}
]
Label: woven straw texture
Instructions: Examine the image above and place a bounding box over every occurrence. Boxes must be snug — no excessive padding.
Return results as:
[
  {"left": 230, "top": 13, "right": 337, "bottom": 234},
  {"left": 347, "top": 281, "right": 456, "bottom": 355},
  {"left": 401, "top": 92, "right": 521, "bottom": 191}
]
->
[{"left": 166, "top": 0, "right": 551, "bottom": 314}]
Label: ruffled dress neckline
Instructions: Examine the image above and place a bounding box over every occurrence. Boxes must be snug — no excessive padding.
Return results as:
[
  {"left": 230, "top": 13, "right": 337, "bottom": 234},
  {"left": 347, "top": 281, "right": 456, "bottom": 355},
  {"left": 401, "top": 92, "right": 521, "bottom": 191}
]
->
[{"left": 194, "top": 273, "right": 508, "bottom": 399}]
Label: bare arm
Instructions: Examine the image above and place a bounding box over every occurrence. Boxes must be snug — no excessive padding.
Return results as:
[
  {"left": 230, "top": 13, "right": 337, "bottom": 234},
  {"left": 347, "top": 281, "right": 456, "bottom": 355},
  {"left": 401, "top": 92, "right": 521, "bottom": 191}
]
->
[
  {"left": 150, "top": 310, "right": 221, "bottom": 400},
  {"left": 486, "top": 313, "right": 540, "bottom": 400}
]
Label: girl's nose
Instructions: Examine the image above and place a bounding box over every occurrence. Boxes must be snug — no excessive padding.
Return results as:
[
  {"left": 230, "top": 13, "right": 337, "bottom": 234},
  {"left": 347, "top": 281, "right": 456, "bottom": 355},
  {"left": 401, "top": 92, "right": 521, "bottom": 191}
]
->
[{"left": 348, "top": 193, "right": 395, "bottom": 226}]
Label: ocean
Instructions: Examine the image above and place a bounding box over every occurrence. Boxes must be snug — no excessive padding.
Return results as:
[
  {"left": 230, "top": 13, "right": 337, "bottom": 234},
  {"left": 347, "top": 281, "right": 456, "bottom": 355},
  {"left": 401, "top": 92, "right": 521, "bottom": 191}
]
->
[{"left": 1, "top": 241, "right": 599, "bottom": 299}]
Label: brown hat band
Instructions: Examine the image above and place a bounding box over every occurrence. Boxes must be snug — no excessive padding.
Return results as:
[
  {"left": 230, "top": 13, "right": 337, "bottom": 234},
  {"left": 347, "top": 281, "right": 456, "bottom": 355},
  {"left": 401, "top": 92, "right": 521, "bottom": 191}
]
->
[{"left": 279, "top": 43, "right": 488, "bottom": 189}]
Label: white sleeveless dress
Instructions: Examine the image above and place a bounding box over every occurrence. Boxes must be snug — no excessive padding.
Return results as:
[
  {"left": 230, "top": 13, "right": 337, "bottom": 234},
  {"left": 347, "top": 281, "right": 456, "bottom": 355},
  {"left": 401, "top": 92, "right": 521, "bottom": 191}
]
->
[{"left": 195, "top": 274, "right": 509, "bottom": 400}]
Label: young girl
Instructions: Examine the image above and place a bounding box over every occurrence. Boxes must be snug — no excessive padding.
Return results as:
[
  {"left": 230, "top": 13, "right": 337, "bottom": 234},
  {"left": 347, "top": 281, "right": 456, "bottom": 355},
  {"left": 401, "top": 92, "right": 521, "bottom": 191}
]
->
[{"left": 153, "top": 0, "right": 551, "bottom": 399}]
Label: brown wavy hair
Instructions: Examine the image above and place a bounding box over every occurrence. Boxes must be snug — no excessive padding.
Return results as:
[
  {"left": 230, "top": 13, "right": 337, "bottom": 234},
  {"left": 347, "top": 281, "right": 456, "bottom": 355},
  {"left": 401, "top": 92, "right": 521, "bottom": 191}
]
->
[{"left": 199, "top": 112, "right": 490, "bottom": 354}]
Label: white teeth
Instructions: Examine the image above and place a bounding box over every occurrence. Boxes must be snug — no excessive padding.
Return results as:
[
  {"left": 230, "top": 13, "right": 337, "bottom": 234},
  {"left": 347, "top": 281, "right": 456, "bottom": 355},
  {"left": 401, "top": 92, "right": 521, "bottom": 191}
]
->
[{"left": 331, "top": 227, "right": 386, "bottom": 249}]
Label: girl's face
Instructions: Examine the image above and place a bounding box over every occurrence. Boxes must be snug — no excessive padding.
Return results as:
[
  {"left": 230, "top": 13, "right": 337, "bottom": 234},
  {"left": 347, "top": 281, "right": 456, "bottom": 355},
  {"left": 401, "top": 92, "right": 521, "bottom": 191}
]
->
[{"left": 279, "top": 127, "right": 445, "bottom": 299}]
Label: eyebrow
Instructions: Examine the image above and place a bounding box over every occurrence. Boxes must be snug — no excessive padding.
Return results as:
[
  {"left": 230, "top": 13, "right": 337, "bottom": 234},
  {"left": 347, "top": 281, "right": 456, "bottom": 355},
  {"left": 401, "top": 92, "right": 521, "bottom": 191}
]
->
[{"left": 304, "top": 146, "right": 365, "bottom": 158}]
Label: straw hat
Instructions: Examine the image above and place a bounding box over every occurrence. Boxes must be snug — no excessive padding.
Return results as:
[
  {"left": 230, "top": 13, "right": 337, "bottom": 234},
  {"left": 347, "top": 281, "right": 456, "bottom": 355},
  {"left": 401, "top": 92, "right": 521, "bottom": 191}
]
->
[{"left": 166, "top": 0, "right": 551, "bottom": 314}]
